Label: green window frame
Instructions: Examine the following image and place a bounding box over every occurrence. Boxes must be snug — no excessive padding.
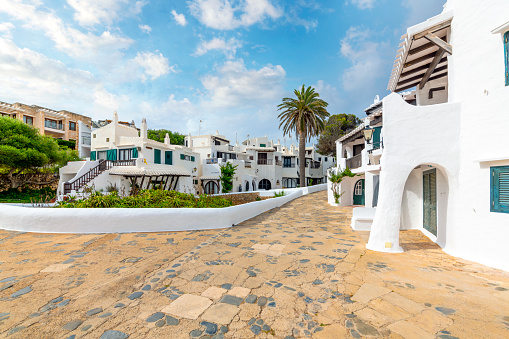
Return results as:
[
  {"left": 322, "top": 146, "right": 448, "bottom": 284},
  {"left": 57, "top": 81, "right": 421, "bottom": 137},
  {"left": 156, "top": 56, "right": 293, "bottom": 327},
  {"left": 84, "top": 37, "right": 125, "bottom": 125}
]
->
[
  {"left": 154, "top": 149, "right": 161, "bottom": 164},
  {"left": 491, "top": 166, "right": 509, "bottom": 213},
  {"left": 505, "top": 31, "right": 509, "bottom": 86},
  {"left": 260, "top": 143, "right": 266, "bottom": 147}
]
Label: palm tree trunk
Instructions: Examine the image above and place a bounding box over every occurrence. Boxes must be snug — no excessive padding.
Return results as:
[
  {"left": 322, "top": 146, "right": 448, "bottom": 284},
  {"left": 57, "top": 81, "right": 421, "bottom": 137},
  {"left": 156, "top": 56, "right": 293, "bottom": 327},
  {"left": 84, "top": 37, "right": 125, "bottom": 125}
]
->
[{"left": 299, "top": 129, "right": 306, "bottom": 187}]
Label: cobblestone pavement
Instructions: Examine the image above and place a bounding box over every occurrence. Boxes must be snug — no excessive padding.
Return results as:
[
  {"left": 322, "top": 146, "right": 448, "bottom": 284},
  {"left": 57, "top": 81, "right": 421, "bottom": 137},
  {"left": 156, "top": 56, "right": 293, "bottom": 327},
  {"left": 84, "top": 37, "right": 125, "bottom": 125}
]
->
[{"left": 0, "top": 191, "right": 508, "bottom": 339}]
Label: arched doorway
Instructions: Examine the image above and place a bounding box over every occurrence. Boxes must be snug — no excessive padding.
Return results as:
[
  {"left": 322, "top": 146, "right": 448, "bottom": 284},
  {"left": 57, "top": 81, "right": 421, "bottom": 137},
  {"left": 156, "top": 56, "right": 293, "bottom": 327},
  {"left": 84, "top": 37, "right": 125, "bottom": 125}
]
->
[
  {"left": 245, "top": 181, "right": 250, "bottom": 192},
  {"left": 259, "top": 179, "right": 271, "bottom": 190},
  {"left": 204, "top": 181, "right": 219, "bottom": 194},
  {"left": 353, "top": 179, "right": 365, "bottom": 205},
  {"left": 252, "top": 180, "right": 256, "bottom": 191}
]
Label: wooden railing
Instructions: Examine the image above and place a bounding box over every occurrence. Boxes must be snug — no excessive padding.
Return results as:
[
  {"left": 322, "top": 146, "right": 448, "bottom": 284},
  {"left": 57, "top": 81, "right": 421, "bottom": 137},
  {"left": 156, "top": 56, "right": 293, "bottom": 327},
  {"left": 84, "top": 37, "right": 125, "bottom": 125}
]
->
[
  {"left": 346, "top": 154, "right": 362, "bottom": 169},
  {"left": 63, "top": 159, "right": 136, "bottom": 194},
  {"left": 257, "top": 159, "right": 273, "bottom": 165}
]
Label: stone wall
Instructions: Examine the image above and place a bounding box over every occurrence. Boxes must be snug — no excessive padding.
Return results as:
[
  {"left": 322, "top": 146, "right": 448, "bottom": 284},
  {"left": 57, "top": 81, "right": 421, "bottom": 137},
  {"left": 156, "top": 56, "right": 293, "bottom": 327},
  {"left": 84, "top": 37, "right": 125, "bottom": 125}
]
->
[{"left": 0, "top": 173, "right": 59, "bottom": 192}]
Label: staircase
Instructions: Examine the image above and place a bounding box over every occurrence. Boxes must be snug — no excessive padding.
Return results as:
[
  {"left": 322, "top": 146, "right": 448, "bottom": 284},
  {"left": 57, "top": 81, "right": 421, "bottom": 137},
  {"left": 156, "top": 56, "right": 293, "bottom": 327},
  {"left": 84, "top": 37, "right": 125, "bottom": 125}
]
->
[{"left": 63, "top": 159, "right": 135, "bottom": 194}]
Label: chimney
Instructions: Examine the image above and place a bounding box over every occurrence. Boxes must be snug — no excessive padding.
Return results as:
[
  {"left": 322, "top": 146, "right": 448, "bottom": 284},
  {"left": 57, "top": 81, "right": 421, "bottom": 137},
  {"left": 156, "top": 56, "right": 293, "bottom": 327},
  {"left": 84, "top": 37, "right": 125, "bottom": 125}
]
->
[
  {"left": 140, "top": 118, "right": 148, "bottom": 139},
  {"left": 164, "top": 133, "right": 170, "bottom": 145}
]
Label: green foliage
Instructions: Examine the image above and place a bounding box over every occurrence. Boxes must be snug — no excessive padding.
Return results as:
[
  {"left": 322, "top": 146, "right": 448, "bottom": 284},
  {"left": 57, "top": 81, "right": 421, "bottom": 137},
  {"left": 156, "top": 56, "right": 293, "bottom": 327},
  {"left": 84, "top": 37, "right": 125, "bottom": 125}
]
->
[
  {"left": 317, "top": 114, "right": 362, "bottom": 155},
  {"left": 56, "top": 139, "right": 76, "bottom": 150},
  {"left": 147, "top": 129, "right": 185, "bottom": 145},
  {"left": 0, "top": 117, "right": 81, "bottom": 188},
  {"left": 274, "top": 190, "right": 286, "bottom": 197},
  {"left": 328, "top": 167, "right": 358, "bottom": 204},
  {"left": 278, "top": 85, "right": 330, "bottom": 187},
  {"left": 0, "top": 187, "right": 55, "bottom": 203},
  {"left": 219, "top": 162, "right": 238, "bottom": 194},
  {"left": 55, "top": 190, "right": 233, "bottom": 208}
]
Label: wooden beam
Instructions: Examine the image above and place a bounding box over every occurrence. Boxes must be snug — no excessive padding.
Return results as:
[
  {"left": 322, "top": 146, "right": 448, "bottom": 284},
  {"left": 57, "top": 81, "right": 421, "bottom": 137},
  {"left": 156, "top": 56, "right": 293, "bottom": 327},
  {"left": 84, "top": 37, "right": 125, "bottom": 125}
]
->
[
  {"left": 398, "top": 65, "right": 448, "bottom": 87},
  {"left": 404, "top": 50, "right": 437, "bottom": 68},
  {"left": 163, "top": 175, "right": 170, "bottom": 190},
  {"left": 408, "top": 37, "right": 446, "bottom": 56},
  {"left": 395, "top": 72, "right": 448, "bottom": 92},
  {"left": 139, "top": 175, "right": 146, "bottom": 191},
  {"left": 413, "top": 20, "right": 451, "bottom": 40},
  {"left": 419, "top": 48, "right": 446, "bottom": 89},
  {"left": 400, "top": 57, "right": 447, "bottom": 78},
  {"left": 423, "top": 32, "right": 452, "bottom": 55},
  {"left": 172, "top": 176, "right": 180, "bottom": 191}
]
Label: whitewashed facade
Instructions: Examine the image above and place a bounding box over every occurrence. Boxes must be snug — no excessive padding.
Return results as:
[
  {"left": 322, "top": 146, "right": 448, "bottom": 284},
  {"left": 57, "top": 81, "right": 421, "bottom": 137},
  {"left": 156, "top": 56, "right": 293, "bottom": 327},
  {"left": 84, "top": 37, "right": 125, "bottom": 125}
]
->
[{"left": 336, "top": 0, "right": 509, "bottom": 272}]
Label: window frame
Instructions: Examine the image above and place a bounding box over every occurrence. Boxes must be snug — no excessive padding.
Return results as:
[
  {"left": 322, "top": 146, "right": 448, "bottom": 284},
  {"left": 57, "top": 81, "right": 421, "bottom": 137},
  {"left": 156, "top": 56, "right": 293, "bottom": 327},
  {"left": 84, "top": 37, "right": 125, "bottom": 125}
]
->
[
  {"left": 69, "top": 121, "right": 76, "bottom": 131},
  {"left": 491, "top": 165, "right": 509, "bottom": 213}
]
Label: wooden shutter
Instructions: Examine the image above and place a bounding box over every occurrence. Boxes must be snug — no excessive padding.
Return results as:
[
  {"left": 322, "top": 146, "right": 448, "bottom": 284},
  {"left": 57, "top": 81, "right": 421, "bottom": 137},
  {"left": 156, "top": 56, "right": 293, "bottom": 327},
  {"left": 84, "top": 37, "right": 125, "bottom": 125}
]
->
[
  {"left": 90, "top": 151, "right": 96, "bottom": 161},
  {"left": 491, "top": 166, "right": 509, "bottom": 213},
  {"left": 154, "top": 149, "right": 161, "bottom": 164},
  {"left": 505, "top": 31, "right": 509, "bottom": 86}
]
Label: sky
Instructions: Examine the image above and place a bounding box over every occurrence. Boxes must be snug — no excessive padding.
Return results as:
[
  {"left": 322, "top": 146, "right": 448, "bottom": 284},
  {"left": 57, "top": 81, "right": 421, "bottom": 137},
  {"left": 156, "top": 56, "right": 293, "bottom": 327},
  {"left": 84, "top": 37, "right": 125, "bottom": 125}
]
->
[{"left": 0, "top": 0, "right": 445, "bottom": 145}]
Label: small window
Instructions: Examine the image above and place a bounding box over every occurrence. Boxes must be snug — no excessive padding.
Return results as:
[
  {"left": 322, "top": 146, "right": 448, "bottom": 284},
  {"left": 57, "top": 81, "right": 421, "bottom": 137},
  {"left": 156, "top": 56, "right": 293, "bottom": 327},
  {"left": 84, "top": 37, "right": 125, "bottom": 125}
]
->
[
  {"left": 106, "top": 138, "right": 110, "bottom": 142},
  {"left": 318, "top": 157, "right": 321, "bottom": 161},
  {"left": 325, "top": 157, "right": 328, "bottom": 162},
  {"left": 23, "top": 116, "right": 33, "bottom": 125},
  {"left": 93, "top": 134, "right": 96, "bottom": 138},
  {"left": 191, "top": 156, "right": 195, "bottom": 162},
  {"left": 491, "top": 166, "right": 509, "bottom": 213},
  {"left": 69, "top": 121, "right": 76, "bottom": 131},
  {"left": 260, "top": 143, "right": 266, "bottom": 147}
]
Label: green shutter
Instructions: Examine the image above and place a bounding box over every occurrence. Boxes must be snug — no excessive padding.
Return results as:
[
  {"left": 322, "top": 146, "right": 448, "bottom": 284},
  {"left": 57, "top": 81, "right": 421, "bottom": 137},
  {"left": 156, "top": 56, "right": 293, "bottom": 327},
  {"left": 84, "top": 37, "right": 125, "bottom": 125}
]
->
[
  {"left": 180, "top": 154, "right": 185, "bottom": 160},
  {"left": 154, "top": 149, "right": 161, "bottom": 164},
  {"left": 191, "top": 156, "right": 195, "bottom": 162},
  {"left": 491, "top": 166, "right": 509, "bottom": 213},
  {"left": 260, "top": 143, "right": 266, "bottom": 147},
  {"left": 132, "top": 147, "right": 138, "bottom": 158},
  {"left": 165, "top": 151, "right": 173, "bottom": 165},
  {"left": 372, "top": 127, "right": 382, "bottom": 149},
  {"left": 90, "top": 151, "right": 96, "bottom": 161},
  {"left": 106, "top": 149, "right": 116, "bottom": 161},
  {"left": 505, "top": 31, "right": 509, "bottom": 86}
]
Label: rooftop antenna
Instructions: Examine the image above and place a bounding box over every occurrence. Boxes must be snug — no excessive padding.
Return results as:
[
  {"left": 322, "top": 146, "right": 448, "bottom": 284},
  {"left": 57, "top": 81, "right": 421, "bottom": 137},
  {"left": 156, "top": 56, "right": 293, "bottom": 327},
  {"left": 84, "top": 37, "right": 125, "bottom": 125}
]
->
[{"left": 199, "top": 120, "right": 202, "bottom": 136}]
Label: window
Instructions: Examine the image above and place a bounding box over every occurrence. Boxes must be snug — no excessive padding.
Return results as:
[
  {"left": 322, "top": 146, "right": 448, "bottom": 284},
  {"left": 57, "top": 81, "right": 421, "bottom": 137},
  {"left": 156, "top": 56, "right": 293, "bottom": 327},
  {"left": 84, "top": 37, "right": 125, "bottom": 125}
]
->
[
  {"left": 260, "top": 143, "right": 266, "bottom": 147},
  {"left": 325, "top": 157, "right": 328, "bottom": 162},
  {"left": 505, "top": 31, "right": 509, "bottom": 86},
  {"left": 106, "top": 138, "right": 110, "bottom": 142},
  {"left": 44, "top": 119, "right": 63, "bottom": 130},
  {"left": 491, "top": 166, "right": 509, "bottom": 213},
  {"left": 118, "top": 149, "right": 132, "bottom": 161},
  {"left": 204, "top": 181, "right": 219, "bottom": 194},
  {"left": 318, "top": 157, "right": 321, "bottom": 162},
  {"left": 93, "top": 134, "right": 96, "bottom": 138},
  {"left": 69, "top": 121, "right": 76, "bottom": 131},
  {"left": 354, "top": 180, "right": 363, "bottom": 195},
  {"left": 23, "top": 116, "right": 33, "bottom": 125},
  {"left": 258, "top": 179, "right": 271, "bottom": 190}
]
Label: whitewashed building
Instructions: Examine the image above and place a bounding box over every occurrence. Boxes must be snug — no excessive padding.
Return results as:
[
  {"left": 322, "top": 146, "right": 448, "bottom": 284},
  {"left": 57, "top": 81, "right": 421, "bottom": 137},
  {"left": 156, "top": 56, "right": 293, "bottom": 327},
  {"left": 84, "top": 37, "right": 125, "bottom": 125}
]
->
[
  {"left": 339, "top": 0, "right": 509, "bottom": 272},
  {"left": 58, "top": 113, "right": 199, "bottom": 196}
]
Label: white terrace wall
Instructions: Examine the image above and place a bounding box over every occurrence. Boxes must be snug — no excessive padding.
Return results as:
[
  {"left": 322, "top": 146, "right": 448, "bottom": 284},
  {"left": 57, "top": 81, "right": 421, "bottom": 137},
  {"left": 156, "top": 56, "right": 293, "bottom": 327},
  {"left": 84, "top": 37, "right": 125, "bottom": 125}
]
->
[{"left": 0, "top": 185, "right": 326, "bottom": 234}]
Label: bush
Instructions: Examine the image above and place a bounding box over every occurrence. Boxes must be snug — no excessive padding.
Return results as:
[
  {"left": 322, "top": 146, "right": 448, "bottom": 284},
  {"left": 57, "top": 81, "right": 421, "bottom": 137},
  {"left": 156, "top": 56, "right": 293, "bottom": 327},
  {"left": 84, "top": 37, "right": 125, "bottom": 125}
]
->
[
  {"left": 274, "top": 191, "right": 286, "bottom": 197},
  {"left": 55, "top": 189, "right": 233, "bottom": 208},
  {"left": 0, "top": 187, "right": 56, "bottom": 203}
]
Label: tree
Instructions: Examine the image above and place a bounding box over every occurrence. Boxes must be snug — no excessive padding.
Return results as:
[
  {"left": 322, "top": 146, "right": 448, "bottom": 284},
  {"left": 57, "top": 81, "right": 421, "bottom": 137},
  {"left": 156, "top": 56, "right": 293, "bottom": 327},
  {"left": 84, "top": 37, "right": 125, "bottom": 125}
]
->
[
  {"left": 219, "top": 162, "right": 238, "bottom": 193},
  {"left": 317, "top": 114, "right": 361, "bottom": 155},
  {"left": 278, "top": 85, "right": 330, "bottom": 187},
  {"left": 147, "top": 129, "right": 185, "bottom": 145},
  {"left": 0, "top": 117, "right": 81, "bottom": 188},
  {"left": 328, "top": 167, "right": 357, "bottom": 204}
]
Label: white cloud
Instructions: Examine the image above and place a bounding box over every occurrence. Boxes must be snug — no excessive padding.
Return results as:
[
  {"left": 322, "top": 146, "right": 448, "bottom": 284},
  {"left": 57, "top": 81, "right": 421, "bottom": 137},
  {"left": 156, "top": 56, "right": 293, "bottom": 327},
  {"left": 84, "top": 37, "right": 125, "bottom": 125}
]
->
[
  {"left": 340, "top": 27, "right": 388, "bottom": 92},
  {"left": 0, "top": 37, "right": 119, "bottom": 116},
  {"left": 0, "top": 0, "right": 133, "bottom": 66},
  {"left": 67, "top": 0, "right": 126, "bottom": 26},
  {"left": 201, "top": 59, "right": 286, "bottom": 108},
  {"left": 138, "top": 24, "right": 152, "bottom": 34},
  {"left": 349, "top": 0, "right": 376, "bottom": 10},
  {"left": 0, "top": 22, "right": 15, "bottom": 39},
  {"left": 133, "top": 51, "right": 174, "bottom": 82},
  {"left": 171, "top": 10, "right": 188, "bottom": 26},
  {"left": 194, "top": 37, "right": 242, "bottom": 58},
  {"left": 188, "top": 0, "right": 282, "bottom": 30}
]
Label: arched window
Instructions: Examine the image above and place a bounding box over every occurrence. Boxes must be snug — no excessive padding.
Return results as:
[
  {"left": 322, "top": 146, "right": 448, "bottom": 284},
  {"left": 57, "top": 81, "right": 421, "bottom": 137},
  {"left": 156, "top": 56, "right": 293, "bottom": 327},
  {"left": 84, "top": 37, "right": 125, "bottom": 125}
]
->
[
  {"left": 354, "top": 180, "right": 363, "bottom": 195},
  {"left": 204, "top": 181, "right": 219, "bottom": 194},
  {"left": 245, "top": 181, "right": 250, "bottom": 192},
  {"left": 259, "top": 179, "right": 271, "bottom": 190}
]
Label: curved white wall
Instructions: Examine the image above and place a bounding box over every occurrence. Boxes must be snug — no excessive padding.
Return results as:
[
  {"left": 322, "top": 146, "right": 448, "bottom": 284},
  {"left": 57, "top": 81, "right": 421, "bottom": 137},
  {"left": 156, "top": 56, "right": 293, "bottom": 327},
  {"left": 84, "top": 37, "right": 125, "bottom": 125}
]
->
[{"left": 0, "top": 185, "right": 326, "bottom": 234}]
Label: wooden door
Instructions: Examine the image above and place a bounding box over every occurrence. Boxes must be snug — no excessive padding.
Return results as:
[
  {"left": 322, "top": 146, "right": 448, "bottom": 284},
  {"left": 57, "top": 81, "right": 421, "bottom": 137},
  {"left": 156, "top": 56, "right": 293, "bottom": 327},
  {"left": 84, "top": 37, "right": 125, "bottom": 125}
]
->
[{"left": 353, "top": 179, "right": 365, "bottom": 205}]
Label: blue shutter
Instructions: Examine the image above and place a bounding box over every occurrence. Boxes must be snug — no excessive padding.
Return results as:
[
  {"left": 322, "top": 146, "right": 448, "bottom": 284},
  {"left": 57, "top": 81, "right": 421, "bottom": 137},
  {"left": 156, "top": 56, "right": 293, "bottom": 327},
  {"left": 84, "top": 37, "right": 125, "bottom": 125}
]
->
[
  {"left": 505, "top": 31, "right": 509, "bottom": 86},
  {"left": 132, "top": 147, "right": 138, "bottom": 158},
  {"left": 90, "top": 151, "right": 96, "bottom": 161},
  {"left": 491, "top": 166, "right": 509, "bottom": 213}
]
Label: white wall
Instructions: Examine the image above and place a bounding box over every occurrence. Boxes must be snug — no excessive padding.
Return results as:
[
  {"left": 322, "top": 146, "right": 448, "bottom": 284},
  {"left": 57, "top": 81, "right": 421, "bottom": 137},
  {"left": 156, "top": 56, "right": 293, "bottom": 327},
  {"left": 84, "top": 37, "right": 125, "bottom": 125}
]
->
[{"left": 0, "top": 185, "right": 326, "bottom": 234}]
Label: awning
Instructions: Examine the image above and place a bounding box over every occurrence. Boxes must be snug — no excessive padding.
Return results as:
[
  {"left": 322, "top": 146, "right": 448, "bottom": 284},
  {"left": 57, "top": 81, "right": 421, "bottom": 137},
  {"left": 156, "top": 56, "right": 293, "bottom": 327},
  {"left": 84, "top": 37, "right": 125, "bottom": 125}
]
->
[
  {"left": 109, "top": 164, "right": 191, "bottom": 177},
  {"left": 388, "top": 11, "right": 453, "bottom": 93}
]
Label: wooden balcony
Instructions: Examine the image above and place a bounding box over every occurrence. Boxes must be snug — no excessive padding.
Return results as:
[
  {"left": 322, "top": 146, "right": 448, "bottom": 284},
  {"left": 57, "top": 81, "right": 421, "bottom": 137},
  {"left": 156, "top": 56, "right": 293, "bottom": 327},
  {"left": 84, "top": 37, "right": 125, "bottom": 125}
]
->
[{"left": 346, "top": 154, "right": 362, "bottom": 169}]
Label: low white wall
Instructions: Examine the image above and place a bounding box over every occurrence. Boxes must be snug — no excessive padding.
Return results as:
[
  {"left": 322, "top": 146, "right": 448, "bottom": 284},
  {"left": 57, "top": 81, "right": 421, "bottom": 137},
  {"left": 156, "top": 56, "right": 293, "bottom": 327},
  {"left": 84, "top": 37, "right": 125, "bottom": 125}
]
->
[{"left": 0, "top": 185, "right": 326, "bottom": 234}]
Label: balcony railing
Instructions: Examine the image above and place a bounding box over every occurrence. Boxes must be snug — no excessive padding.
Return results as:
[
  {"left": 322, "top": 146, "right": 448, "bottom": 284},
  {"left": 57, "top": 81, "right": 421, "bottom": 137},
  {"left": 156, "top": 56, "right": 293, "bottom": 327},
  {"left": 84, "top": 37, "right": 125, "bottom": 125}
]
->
[
  {"left": 309, "top": 162, "right": 321, "bottom": 169},
  {"left": 81, "top": 136, "right": 91, "bottom": 145},
  {"left": 368, "top": 141, "right": 383, "bottom": 154},
  {"left": 44, "top": 120, "right": 64, "bottom": 130},
  {"left": 346, "top": 154, "right": 362, "bottom": 169},
  {"left": 257, "top": 159, "right": 273, "bottom": 165},
  {"left": 283, "top": 163, "right": 295, "bottom": 168}
]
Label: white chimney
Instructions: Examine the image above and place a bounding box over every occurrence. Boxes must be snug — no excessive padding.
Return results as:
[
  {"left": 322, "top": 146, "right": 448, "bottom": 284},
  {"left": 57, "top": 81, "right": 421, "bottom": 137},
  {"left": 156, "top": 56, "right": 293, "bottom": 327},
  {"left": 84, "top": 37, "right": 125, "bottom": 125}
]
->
[
  {"left": 164, "top": 133, "right": 170, "bottom": 145},
  {"left": 140, "top": 118, "right": 148, "bottom": 139}
]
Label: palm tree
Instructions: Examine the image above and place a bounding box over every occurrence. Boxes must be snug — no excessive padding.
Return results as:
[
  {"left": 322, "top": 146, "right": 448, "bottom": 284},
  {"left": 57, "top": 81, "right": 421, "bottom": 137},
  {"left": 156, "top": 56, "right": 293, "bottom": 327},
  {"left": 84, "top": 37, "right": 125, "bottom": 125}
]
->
[{"left": 278, "top": 85, "right": 330, "bottom": 187}]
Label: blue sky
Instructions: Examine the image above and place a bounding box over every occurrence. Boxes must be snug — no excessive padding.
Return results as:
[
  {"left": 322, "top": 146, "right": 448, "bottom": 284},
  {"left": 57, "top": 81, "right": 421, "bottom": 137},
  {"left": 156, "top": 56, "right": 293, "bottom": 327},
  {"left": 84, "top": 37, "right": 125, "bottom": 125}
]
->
[{"left": 0, "top": 0, "right": 444, "bottom": 145}]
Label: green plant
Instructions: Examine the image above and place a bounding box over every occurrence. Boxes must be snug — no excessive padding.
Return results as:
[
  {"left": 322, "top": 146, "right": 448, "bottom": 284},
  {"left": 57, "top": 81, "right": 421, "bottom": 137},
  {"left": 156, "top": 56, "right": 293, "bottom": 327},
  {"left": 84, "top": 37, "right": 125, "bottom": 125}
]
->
[
  {"left": 274, "top": 190, "right": 286, "bottom": 197},
  {"left": 328, "top": 167, "right": 357, "bottom": 204},
  {"left": 255, "top": 196, "right": 261, "bottom": 201},
  {"left": 219, "top": 162, "right": 238, "bottom": 194},
  {"left": 105, "top": 182, "right": 119, "bottom": 193},
  {"left": 278, "top": 85, "right": 330, "bottom": 188},
  {"left": 0, "top": 187, "right": 56, "bottom": 203}
]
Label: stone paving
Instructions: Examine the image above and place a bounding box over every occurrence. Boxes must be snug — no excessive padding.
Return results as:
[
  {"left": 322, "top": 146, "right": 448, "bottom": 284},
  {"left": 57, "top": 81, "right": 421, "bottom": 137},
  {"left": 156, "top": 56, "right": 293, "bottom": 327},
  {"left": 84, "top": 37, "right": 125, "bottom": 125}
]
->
[{"left": 0, "top": 191, "right": 508, "bottom": 338}]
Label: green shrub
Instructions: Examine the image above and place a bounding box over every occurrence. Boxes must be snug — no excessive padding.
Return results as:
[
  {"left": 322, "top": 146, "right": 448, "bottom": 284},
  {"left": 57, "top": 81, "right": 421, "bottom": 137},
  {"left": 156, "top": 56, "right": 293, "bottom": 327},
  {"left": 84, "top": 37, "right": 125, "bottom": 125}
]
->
[
  {"left": 0, "top": 187, "right": 56, "bottom": 203},
  {"left": 274, "top": 190, "right": 286, "bottom": 197},
  {"left": 55, "top": 189, "right": 233, "bottom": 208}
]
